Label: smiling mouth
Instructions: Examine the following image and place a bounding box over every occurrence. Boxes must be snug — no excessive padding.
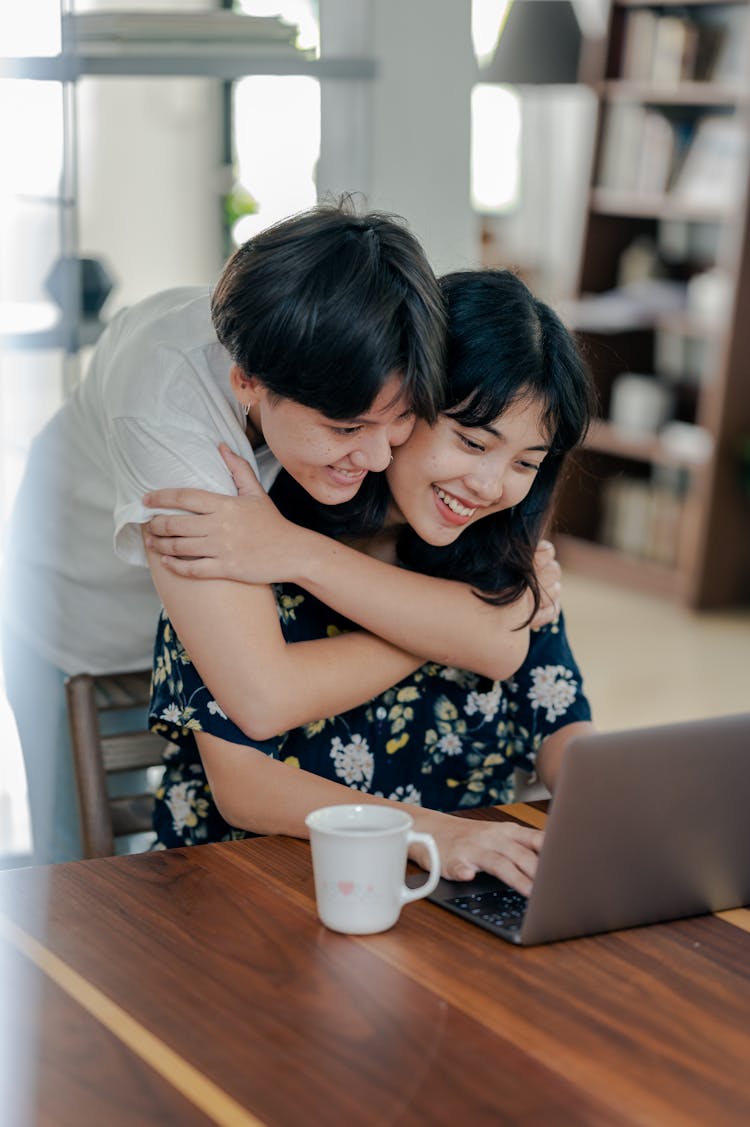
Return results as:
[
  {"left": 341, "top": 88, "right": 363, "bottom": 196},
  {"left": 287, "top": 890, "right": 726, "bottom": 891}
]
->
[
  {"left": 433, "top": 486, "right": 477, "bottom": 518},
  {"left": 329, "top": 465, "right": 367, "bottom": 482}
]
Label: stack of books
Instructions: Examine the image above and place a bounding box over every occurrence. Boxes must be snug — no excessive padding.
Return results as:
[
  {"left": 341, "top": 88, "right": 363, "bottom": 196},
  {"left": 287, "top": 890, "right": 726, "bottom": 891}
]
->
[
  {"left": 619, "top": 6, "right": 747, "bottom": 86},
  {"left": 599, "top": 475, "right": 683, "bottom": 566},
  {"left": 64, "top": 10, "right": 301, "bottom": 56}
]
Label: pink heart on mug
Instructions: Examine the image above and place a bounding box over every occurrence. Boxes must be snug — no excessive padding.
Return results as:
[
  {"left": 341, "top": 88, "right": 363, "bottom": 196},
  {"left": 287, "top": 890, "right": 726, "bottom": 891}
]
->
[{"left": 337, "top": 881, "right": 355, "bottom": 896}]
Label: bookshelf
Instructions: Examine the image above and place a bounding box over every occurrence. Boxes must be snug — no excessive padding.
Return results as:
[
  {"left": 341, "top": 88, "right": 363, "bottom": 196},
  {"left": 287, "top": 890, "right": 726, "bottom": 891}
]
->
[{"left": 557, "top": 0, "right": 750, "bottom": 608}]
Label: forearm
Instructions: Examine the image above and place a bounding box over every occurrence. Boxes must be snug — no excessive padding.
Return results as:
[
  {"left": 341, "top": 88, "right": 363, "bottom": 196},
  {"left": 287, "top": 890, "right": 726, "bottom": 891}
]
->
[
  {"left": 201, "top": 732, "right": 429, "bottom": 839},
  {"left": 253, "top": 632, "right": 422, "bottom": 737},
  {"left": 291, "top": 531, "right": 531, "bottom": 680},
  {"left": 147, "top": 538, "right": 421, "bottom": 739},
  {"left": 535, "top": 721, "right": 596, "bottom": 793},
  {"left": 143, "top": 479, "right": 533, "bottom": 680},
  {"left": 199, "top": 732, "right": 544, "bottom": 892}
]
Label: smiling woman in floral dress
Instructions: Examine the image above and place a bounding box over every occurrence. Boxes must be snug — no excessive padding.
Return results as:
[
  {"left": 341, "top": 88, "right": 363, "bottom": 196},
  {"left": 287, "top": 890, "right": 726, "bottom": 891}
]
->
[{"left": 147, "top": 269, "right": 596, "bottom": 894}]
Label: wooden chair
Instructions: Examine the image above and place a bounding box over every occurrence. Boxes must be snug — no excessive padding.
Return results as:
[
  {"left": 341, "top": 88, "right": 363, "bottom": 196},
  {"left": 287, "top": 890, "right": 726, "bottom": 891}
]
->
[{"left": 65, "top": 670, "right": 168, "bottom": 859}]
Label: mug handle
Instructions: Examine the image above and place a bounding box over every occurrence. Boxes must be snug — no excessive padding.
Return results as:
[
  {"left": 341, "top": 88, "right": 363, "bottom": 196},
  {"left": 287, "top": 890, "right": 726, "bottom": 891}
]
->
[{"left": 401, "top": 831, "right": 441, "bottom": 904}]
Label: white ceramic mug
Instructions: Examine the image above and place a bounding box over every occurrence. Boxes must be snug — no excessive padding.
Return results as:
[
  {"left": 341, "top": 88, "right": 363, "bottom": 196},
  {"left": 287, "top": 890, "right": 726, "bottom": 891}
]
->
[{"left": 305, "top": 804, "right": 441, "bottom": 935}]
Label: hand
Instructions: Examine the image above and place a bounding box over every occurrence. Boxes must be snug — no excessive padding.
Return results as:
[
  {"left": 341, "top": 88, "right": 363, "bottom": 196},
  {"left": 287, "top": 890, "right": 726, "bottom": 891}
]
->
[
  {"left": 529, "top": 539, "right": 561, "bottom": 629},
  {"left": 414, "top": 813, "right": 544, "bottom": 897},
  {"left": 143, "top": 444, "right": 307, "bottom": 583}
]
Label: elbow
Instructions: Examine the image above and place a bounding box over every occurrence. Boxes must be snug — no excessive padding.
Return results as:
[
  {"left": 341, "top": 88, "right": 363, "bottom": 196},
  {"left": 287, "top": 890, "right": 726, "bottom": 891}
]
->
[
  {"left": 210, "top": 775, "right": 266, "bottom": 833},
  {"left": 242, "top": 713, "right": 290, "bottom": 743},
  {"left": 220, "top": 693, "right": 293, "bottom": 744},
  {"left": 210, "top": 784, "right": 247, "bottom": 831},
  {"left": 200, "top": 742, "right": 266, "bottom": 832},
  {"left": 481, "top": 629, "right": 531, "bottom": 683}
]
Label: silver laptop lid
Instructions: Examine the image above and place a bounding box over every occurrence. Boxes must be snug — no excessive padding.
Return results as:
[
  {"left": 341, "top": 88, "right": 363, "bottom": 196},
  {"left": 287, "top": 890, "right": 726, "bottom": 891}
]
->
[{"left": 520, "top": 712, "right": 750, "bottom": 945}]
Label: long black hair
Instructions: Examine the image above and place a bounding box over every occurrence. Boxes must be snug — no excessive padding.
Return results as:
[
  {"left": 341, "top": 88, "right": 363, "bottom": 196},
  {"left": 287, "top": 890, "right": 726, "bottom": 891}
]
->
[
  {"left": 270, "top": 269, "right": 594, "bottom": 618},
  {"left": 394, "top": 270, "right": 594, "bottom": 616}
]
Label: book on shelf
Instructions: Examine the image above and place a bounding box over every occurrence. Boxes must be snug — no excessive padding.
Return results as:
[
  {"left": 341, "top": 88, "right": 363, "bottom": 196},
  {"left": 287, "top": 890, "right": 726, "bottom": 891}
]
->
[
  {"left": 599, "top": 476, "right": 682, "bottom": 567},
  {"left": 597, "top": 103, "right": 679, "bottom": 196},
  {"left": 651, "top": 15, "right": 697, "bottom": 85},
  {"left": 598, "top": 101, "right": 747, "bottom": 210},
  {"left": 620, "top": 9, "right": 658, "bottom": 82},
  {"left": 619, "top": 5, "right": 749, "bottom": 86},
  {"left": 697, "top": 6, "right": 749, "bottom": 85},
  {"left": 64, "top": 11, "right": 299, "bottom": 48},
  {"left": 670, "top": 115, "right": 748, "bottom": 210}
]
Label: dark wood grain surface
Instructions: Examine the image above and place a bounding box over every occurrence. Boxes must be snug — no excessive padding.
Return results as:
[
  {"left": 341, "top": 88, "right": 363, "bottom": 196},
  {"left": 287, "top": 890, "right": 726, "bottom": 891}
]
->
[{"left": 2, "top": 804, "right": 749, "bottom": 1127}]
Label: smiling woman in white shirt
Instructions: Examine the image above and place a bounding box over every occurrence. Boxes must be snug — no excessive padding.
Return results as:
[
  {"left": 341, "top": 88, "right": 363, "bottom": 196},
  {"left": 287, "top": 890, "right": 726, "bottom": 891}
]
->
[{"left": 1, "top": 200, "right": 447, "bottom": 863}]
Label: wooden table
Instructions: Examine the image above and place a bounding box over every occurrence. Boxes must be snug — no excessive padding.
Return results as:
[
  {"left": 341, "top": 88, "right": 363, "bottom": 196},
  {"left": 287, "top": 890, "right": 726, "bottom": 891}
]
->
[{"left": 2, "top": 802, "right": 750, "bottom": 1127}]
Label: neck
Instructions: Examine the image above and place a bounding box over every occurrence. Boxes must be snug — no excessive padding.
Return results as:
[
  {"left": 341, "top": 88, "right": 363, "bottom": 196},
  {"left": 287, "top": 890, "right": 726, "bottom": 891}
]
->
[
  {"left": 346, "top": 525, "right": 399, "bottom": 564},
  {"left": 245, "top": 405, "right": 265, "bottom": 449},
  {"left": 345, "top": 504, "right": 406, "bottom": 563}
]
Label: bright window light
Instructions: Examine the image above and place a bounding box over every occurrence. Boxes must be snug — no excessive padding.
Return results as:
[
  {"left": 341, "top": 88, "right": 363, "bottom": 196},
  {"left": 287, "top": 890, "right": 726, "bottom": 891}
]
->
[
  {"left": 0, "top": 0, "right": 60, "bottom": 57},
  {"left": 471, "top": 83, "right": 521, "bottom": 214},
  {"left": 231, "top": 74, "right": 320, "bottom": 244},
  {"left": 234, "top": 0, "right": 319, "bottom": 53},
  {"left": 231, "top": 1, "right": 320, "bottom": 242},
  {"left": 471, "top": 0, "right": 512, "bottom": 67},
  {"left": 0, "top": 80, "right": 63, "bottom": 200}
]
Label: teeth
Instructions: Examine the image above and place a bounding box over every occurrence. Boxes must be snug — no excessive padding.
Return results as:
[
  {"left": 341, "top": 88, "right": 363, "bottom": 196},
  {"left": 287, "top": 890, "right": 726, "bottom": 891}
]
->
[
  {"left": 333, "top": 466, "right": 365, "bottom": 480},
  {"left": 435, "top": 487, "right": 476, "bottom": 517}
]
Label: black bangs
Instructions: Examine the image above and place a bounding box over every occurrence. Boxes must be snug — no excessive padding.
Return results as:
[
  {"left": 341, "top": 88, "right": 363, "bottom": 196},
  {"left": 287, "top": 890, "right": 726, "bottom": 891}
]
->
[
  {"left": 446, "top": 383, "right": 559, "bottom": 451},
  {"left": 211, "top": 201, "right": 446, "bottom": 423},
  {"left": 444, "top": 384, "right": 517, "bottom": 429}
]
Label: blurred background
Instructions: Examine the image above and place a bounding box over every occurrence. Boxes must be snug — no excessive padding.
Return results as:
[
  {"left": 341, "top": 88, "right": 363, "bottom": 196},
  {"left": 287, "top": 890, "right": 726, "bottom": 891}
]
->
[{"left": 1, "top": 0, "right": 749, "bottom": 863}]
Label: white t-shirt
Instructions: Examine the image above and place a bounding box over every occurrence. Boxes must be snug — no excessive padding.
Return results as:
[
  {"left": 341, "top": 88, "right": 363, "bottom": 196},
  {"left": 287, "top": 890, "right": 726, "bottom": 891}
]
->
[{"left": 2, "top": 287, "right": 280, "bottom": 675}]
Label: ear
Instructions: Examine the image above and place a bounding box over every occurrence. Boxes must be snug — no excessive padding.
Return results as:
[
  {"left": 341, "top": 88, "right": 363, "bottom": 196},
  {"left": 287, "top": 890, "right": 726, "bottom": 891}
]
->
[{"left": 229, "top": 365, "right": 264, "bottom": 406}]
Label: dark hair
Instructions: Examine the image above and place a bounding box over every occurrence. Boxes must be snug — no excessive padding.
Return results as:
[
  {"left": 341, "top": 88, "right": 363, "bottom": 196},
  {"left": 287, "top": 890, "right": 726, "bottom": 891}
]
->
[
  {"left": 271, "top": 269, "right": 594, "bottom": 620},
  {"left": 395, "top": 269, "right": 595, "bottom": 616},
  {"left": 211, "top": 198, "right": 445, "bottom": 422}
]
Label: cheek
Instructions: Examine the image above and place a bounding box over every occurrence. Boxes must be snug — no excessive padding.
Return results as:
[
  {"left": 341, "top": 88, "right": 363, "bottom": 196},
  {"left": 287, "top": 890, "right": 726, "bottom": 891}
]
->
[
  {"left": 480, "top": 474, "right": 534, "bottom": 520},
  {"left": 508, "top": 474, "right": 537, "bottom": 508},
  {"left": 423, "top": 449, "right": 449, "bottom": 480},
  {"left": 390, "top": 416, "right": 417, "bottom": 447},
  {"left": 290, "top": 428, "right": 338, "bottom": 467}
]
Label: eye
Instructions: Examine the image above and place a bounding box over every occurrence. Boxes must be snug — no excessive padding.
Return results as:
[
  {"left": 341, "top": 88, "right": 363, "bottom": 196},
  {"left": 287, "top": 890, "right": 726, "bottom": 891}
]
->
[
  {"left": 397, "top": 408, "right": 415, "bottom": 422},
  {"left": 456, "top": 431, "right": 485, "bottom": 453},
  {"left": 518, "top": 459, "right": 542, "bottom": 473},
  {"left": 331, "top": 425, "right": 363, "bottom": 437}
]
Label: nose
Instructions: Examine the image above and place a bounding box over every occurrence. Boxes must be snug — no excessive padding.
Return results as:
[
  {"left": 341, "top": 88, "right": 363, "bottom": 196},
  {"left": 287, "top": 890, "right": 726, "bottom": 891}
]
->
[
  {"left": 463, "top": 464, "right": 505, "bottom": 503},
  {"left": 349, "top": 428, "right": 394, "bottom": 473}
]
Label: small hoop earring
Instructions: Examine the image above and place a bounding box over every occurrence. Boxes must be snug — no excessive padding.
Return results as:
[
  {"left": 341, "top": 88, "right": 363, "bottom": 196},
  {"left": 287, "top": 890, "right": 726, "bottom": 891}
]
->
[
  {"left": 389, "top": 454, "right": 394, "bottom": 465},
  {"left": 243, "top": 402, "right": 250, "bottom": 417}
]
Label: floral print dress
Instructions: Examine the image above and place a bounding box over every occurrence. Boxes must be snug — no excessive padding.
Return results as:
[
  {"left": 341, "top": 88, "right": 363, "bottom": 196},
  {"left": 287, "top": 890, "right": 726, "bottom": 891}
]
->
[{"left": 149, "top": 584, "right": 591, "bottom": 848}]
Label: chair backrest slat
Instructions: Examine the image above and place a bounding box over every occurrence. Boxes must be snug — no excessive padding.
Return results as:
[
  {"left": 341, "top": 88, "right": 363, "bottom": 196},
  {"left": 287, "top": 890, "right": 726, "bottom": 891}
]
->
[
  {"left": 92, "top": 671, "right": 152, "bottom": 710},
  {"left": 65, "top": 670, "right": 166, "bottom": 859},
  {"left": 101, "top": 730, "right": 167, "bottom": 774}
]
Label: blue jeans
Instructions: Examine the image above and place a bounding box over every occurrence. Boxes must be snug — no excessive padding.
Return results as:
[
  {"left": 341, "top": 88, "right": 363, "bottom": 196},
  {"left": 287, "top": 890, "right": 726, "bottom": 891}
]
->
[{"left": 1, "top": 622, "right": 151, "bottom": 863}]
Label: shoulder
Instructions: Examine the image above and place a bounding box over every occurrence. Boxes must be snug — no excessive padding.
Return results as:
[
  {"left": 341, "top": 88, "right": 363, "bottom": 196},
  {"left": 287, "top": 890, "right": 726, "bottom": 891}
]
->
[{"left": 95, "top": 287, "right": 232, "bottom": 418}]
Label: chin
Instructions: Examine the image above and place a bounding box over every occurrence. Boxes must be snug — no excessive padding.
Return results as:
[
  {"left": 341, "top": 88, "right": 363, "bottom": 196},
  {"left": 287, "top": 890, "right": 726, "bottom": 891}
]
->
[
  {"left": 418, "top": 525, "right": 463, "bottom": 548},
  {"left": 312, "top": 483, "right": 361, "bottom": 507}
]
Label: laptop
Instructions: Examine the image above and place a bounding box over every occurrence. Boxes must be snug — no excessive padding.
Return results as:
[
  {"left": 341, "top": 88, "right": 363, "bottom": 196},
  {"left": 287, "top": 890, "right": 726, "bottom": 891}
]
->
[{"left": 420, "top": 713, "right": 750, "bottom": 946}]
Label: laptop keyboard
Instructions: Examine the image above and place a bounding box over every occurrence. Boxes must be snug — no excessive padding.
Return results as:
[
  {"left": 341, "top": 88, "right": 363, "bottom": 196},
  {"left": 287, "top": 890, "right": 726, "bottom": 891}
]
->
[{"left": 445, "top": 886, "right": 529, "bottom": 936}]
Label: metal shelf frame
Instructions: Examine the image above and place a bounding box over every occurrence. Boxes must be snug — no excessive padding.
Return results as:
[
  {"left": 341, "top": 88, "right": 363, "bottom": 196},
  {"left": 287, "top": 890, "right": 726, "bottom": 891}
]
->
[
  {"left": 0, "top": 53, "right": 376, "bottom": 81},
  {"left": 2, "top": 8, "right": 376, "bottom": 355}
]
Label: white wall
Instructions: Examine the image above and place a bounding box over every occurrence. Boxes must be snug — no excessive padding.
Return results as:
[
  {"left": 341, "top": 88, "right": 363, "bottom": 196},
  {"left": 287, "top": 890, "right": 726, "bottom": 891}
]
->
[
  {"left": 76, "top": 77, "right": 224, "bottom": 313},
  {"left": 318, "top": 0, "right": 478, "bottom": 275},
  {"left": 75, "top": 0, "right": 224, "bottom": 315}
]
